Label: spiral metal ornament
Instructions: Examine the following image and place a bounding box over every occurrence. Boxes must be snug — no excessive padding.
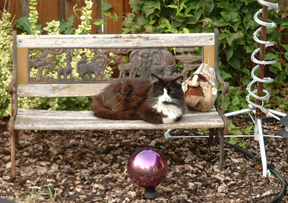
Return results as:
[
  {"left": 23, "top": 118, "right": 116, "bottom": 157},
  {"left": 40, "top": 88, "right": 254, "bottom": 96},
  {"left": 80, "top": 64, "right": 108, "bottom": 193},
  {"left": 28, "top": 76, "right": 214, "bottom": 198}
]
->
[
  {"left": 247, "top": 0, "right": 279, "bottom": 177},
  {"left": 247, "top": 0, "right": 278, "bottom": 112}
]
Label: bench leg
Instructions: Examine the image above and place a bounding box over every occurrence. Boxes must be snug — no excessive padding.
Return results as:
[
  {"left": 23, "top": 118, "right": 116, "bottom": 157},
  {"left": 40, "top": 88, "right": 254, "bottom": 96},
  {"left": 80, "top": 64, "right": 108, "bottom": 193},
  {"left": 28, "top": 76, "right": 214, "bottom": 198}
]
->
[
  {"left": 208, "top": 129, "right": 215, "bottom": 147},
  {"left": 8, "top": 118, "right": 17, "bottom": 176},
  {"left": 219, "top": 128, "right": 224, "bottom": 171},
  {"left": 208, "top": 128, "right": 224, "bottom": 171},
  {"left": 11, "top": 132, "right": 16, "bottom": 176}
]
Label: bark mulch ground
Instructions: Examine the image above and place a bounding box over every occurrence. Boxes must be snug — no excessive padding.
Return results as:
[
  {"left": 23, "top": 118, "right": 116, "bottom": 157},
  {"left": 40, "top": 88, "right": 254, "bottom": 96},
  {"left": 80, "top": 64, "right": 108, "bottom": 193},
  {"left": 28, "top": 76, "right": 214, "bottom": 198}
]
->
[{"left": 0, "top": 117, "right": 287, "bottom": 202}]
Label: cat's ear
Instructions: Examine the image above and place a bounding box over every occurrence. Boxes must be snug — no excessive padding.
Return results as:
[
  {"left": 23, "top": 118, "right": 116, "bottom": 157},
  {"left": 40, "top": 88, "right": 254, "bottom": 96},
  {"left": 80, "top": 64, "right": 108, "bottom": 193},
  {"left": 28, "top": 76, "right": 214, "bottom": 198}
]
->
[
  {"left": 151, "top": 73, "right": 161, "bottom": 83},
  {"left": 173, "top": 75, "right": 183, "bottom": 85}
]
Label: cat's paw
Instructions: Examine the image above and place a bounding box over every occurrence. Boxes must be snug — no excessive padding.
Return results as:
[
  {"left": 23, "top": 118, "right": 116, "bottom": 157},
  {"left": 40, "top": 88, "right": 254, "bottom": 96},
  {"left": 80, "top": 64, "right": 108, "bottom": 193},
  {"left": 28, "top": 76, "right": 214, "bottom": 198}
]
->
[{"left": 162, "top": 117, "right": 175, "bottom": 124}]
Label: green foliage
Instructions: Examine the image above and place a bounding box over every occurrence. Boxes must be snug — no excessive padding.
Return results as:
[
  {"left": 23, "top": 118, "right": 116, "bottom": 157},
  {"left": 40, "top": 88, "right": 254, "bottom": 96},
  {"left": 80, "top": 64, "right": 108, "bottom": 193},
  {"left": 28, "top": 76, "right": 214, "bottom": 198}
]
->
[
  {"left": 27, "top": 0, "right": 96, "bottom": 111},
  {"left": 16, "top": 15, "right": 75, "bottom": 35},
  {"left": 93, "top": 1, "right": 118, "bottom": 26},
  {"left": 43, "top": 16, "right": 76, "bottom": 35},
  {"left": 228, "top": 122, "right": 242, "bottom": 136},
  {"left": 15, "top": 186, "right": 57, "bottom": 203},
  {"left": 29, "top": 0, "right": 41, "bottom": 35},
  {"left": 15, "top": 16, "right": 30, "bottom": 33},
  {"left": 228, "top": 121, "right": 251, "bottom": 148},
  {"left": 43, "top": 20, "right": 60, "bottom": 34},
  {"left": 23, "top": 0, "right": 113, "bottom": 112},
  {"left": 104, "top": 12, "right": 118, "bottom": 21},
  {"left": 74, "top": 0, "right": 93, "bottom": 35},
  {"left": 72, "top": 0, "right": 113, "bottom": 78},
  {"left": 102, "top": 2, "right": 113, "bottom": 11},
  {"left": 124, "top": 0, "right": 288, "bottom": 112},
  {"left": 0, "top": 0, "right": 103, "bottom": 117},
  {"left": 229, "top": 137, "right": 248, "bottom": 149},
  {"left": 0, "top": 8, "right": 13, "bottom": 118},
  {"left": 15, "top": 16, "right": 43, "bottom": 34},
  {"left": 59, "top": 15, "right": 75, "bottom": 34}
]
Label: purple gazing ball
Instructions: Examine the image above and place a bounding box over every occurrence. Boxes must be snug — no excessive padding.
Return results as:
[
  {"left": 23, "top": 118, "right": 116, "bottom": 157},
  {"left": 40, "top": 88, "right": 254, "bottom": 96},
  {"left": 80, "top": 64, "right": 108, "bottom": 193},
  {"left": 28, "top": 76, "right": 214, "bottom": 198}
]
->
[{"left": 127, "top": 147, "right": 167, "bottom": 187}]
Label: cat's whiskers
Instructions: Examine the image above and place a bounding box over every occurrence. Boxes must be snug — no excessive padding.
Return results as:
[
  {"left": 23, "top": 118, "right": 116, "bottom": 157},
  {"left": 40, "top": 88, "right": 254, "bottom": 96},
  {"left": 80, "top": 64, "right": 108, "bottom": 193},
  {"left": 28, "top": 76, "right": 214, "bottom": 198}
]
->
[
  {"left": 149, "top": 95, "right": 183, "bottom": 124},
  {"left": 148, "top": 96, "right": 182, "bottom": 107}
]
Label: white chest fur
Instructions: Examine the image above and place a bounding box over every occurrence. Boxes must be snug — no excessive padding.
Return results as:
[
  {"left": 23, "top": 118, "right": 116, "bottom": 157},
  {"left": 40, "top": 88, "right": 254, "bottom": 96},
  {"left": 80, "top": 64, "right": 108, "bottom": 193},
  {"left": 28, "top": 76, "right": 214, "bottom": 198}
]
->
[{"left": 152, "top": 89, "right": 183, "bottom": 123}]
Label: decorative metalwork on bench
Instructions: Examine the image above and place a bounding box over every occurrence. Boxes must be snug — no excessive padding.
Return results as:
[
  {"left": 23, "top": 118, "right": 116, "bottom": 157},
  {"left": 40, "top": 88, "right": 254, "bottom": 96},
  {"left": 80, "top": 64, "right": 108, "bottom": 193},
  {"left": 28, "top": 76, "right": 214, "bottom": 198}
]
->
[{"left": 28, "top": 47, "right": 202, "bottom": 84}]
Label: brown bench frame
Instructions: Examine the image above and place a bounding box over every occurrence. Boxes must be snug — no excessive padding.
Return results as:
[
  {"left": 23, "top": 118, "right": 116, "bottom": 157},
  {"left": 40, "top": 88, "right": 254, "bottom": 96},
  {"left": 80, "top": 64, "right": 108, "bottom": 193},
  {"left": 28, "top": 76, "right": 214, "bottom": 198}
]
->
[{"left": 8, "top": 29, "right": 228, "bottom": 176}]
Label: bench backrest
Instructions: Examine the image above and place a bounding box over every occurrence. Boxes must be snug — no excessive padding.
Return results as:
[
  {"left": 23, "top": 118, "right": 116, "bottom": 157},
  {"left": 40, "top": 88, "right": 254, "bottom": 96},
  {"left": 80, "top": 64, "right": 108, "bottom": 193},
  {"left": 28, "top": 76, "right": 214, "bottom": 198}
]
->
[{"left": 12, "top": 30, "right": 218, "bottom": 98}]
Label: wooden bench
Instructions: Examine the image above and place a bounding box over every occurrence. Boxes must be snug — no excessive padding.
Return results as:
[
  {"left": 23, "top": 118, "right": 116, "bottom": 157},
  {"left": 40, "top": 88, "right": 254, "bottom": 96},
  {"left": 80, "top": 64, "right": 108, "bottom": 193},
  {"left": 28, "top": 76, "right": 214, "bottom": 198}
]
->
[{"left": 8, "top": 29, "right": 229, "bottom": 176}]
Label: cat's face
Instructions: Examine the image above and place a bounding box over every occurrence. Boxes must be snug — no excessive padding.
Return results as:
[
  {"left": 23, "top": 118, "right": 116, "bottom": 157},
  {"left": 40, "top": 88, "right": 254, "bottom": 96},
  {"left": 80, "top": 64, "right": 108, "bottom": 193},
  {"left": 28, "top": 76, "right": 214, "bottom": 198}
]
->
[{"left": 149, "top": 75, "right": 184, "bottom": 106}]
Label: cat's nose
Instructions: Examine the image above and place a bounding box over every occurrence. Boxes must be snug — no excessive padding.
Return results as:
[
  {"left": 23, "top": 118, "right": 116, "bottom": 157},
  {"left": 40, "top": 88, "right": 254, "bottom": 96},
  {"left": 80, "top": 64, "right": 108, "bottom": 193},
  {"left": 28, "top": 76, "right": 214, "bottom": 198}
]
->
[{"left": 164, "top": 97, "right": 171, "bottom": 102}]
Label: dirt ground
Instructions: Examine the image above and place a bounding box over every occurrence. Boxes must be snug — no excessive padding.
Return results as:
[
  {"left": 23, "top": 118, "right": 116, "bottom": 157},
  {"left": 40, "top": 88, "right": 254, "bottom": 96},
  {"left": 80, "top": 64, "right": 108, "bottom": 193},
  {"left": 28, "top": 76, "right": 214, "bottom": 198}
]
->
[{"left": 0, "top": 117, "right": 287, "bottom": 202}]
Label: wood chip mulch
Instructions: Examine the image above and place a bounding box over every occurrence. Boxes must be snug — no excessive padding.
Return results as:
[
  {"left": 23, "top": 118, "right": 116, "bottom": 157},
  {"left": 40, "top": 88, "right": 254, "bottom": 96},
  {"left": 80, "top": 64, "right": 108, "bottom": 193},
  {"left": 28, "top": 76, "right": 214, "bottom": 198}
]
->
[{"left": 0, "top": 117, "right": 287, "bottom": 202}]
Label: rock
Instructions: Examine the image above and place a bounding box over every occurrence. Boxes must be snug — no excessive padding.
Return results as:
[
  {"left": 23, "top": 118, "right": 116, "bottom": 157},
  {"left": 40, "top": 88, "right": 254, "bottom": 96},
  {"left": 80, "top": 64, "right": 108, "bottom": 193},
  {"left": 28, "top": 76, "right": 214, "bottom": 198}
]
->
[{"left": 218, "top": 184, "right": 228, "bottom": 193}]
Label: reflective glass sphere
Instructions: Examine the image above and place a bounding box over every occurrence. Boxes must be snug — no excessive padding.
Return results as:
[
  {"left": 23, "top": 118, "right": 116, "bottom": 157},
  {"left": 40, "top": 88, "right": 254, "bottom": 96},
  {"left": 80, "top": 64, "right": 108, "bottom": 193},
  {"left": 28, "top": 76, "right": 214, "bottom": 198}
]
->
[{"left": 127, "top": 147, "right": 167, "bottom": 187}]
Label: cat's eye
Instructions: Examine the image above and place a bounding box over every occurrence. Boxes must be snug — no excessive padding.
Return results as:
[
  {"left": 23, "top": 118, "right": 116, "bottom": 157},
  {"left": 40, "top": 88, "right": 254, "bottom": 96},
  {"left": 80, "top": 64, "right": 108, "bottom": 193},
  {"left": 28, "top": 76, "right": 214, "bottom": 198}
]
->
[
  {"left": 168, "top": 88, "right": 175, "bottom": 94},
  {"left": 158, "top": 89, "right": 164, "bottom": 94}
]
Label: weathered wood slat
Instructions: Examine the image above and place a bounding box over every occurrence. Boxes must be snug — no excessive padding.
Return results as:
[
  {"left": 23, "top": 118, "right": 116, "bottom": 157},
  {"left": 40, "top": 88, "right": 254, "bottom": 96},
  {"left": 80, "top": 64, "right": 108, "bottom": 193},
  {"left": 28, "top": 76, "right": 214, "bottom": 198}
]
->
[
  {"left": 16, "top": 33, "right": 215, "bottom": 48},
  {"left": 17, "top": 83, "right": 110, "bottom": 97},
  {"left": 14, "top": 108, "right": 224, "bottom": 131}
]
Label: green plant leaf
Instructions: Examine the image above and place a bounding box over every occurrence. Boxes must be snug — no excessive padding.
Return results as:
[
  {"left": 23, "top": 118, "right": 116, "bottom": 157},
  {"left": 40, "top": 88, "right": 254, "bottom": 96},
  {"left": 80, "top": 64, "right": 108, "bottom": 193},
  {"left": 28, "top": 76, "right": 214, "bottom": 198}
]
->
[
  {"left": 235, "top": 1, "right": 243, "bottom": 9},
  {"left": 148, "top": 1, "right": 161, "bottom": 10},
  {"left": 280, "top": 21, "right": 288, "bottom": 27},
  {"left": 15, "top": 16, "right": 31, "bottom": 33},
  {"left": 157, "top": 18, "right": 171, "bottom": 29},
  {"left": 201, "top": 0, "right": 214, "bottom": 17},
  {"left": 220, "top": 9, "right": 239, "bottom": 23},
  {"left": 265, "top": 53, "right": 278, "bottom": 60},
  {"left": 282, "top": 44, "right": 288, "bottom": 51},
  {"left": 239, "top": 141, "right": 247, "bottom": 149},
  {"left": 59, "top": 15, "right": 75, "bottom": 34},
  {"left": 226, "top": 47, "right": 233, "bottom": 61},
  {"left": 93, "top": 19, "right": 104, "bottom": 26},
  {"left": 231, "top": 94, "right": 240, "bottom": 106},
  {"left": 270, "top": 62, "right": 282, "bottom": 74},
  {"left": 228, "top": 137, "right": 237, "bottom": 145},
  {"left": 228, "top": 55, "right": 241, "bottom": 69},
  {"left": 137, "top": 17, "right": 149, "bottom": 26},
  {"left": 130, "top": 0, "right": 141, "bottom": 13},
  {"left": 165, "top": 27, "right": 178, "bottom": 33},
  {"left": 174, "top": 15, "right": 186, "bottom": 23},
  {"left": 244, "top": 125, "right": 253, "bottom": 134},
  {"left": 102, "top": 3, "right": 113, "bottom": 11},
  {"left": 183, "top": 28, "right": 189, "bottom": 33},
  {"left": 143, "top": 6, "right": 155, "bottom": 17},
  {"left": 220, "top": 71, "right": 232, "bottom": 80},
  {"left": 104, "top": 12, "right": 118, "bottom": 21},
  {"left": 149, "top": 19, "right": 157, "bottom": 25},
  {"left": 216, "top": 0, "right": 230, "bottom": 9},
  {"left": 240, "top": 77, "right": 250, "bottom": 86}
]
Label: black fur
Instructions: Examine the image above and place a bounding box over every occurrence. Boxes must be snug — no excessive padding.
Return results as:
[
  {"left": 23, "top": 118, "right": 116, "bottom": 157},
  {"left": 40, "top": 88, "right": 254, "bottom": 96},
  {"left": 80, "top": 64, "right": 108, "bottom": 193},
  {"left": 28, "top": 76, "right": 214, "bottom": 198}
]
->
[{"left": 91, "top": 75, "right": 185, "bottom": 124}]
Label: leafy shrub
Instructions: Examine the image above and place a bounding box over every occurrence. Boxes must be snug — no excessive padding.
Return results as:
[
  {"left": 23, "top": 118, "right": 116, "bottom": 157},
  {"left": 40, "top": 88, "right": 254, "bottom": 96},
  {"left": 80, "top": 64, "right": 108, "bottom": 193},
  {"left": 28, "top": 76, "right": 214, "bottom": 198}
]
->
[
  {"left": 0, "top": 0, "right": 99, "bottom": 118},
  {"left": 0, "top": 8, "right": 13, "bottom": 117},
  {"left": 123, "top": 0, "right": 288, "bottom": 112}
]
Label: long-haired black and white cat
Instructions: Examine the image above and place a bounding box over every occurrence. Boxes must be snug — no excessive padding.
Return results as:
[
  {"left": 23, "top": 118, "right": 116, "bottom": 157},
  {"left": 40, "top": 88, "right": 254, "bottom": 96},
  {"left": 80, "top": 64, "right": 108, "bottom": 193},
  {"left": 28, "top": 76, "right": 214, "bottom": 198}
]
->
[{"left": 91, "top": 74, "right": 185, "bottom": 124}]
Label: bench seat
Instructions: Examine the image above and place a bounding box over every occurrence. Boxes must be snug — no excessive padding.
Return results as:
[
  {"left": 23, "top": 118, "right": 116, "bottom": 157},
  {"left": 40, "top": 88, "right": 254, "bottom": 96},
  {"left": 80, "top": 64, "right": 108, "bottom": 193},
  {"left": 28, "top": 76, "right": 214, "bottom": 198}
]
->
[{"left": 15, "top": 108, "right": 224, "bottom": 131}]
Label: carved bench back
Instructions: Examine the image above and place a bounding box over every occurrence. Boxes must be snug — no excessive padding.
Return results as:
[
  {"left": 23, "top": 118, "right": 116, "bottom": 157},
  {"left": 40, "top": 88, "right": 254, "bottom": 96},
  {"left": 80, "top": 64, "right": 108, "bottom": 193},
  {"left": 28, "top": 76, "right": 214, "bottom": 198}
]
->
[{"left": 12, "top": 31, "right": 218, "bottom": 98}]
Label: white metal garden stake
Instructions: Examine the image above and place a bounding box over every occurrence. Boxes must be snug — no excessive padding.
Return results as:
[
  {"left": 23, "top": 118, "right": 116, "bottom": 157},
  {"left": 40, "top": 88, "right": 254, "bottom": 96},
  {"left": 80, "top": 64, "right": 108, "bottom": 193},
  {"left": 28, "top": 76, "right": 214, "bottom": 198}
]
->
[{"left": 225, "top": 0, "right": 287, "bottom": 177}]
